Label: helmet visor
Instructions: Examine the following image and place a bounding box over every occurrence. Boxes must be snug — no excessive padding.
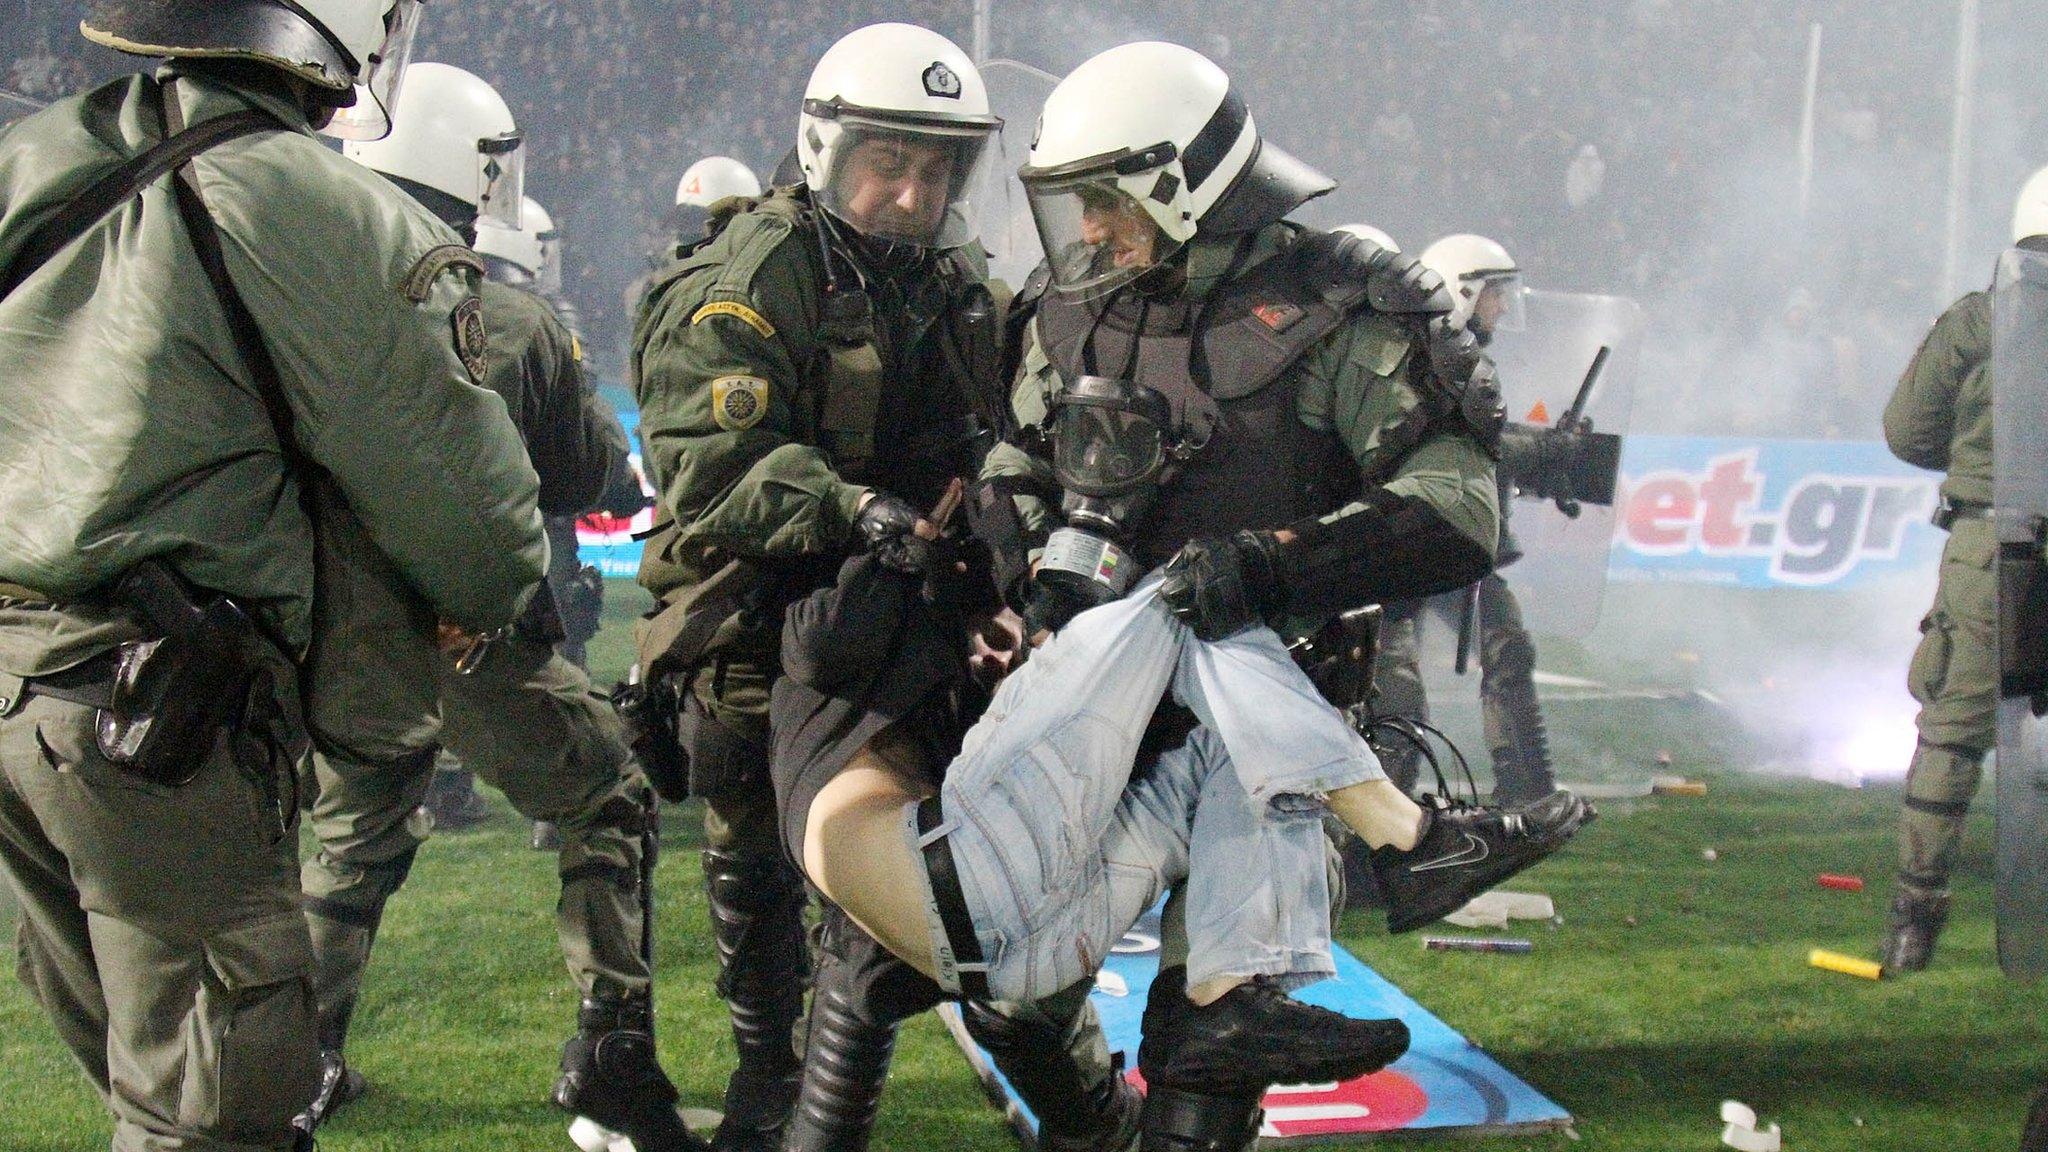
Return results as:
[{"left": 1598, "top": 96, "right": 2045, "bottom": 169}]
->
[
  {"left": 1023, "top": 172, "right": 1185, "bottom": 299},
  {"left": 536, "top": 226, "right": 563, "bottom": 296},
  {"left": 1472, "top": 274, "right": 1527, "bottom": 335},
  {"left": 817, "top": 114, "right": 999, "bottom": 249},
  {"left": 476, "top": 131, "right": 526, "bottom": 230},
  {"left": 321, "top": 0, "right": 423, "bottom": 141}
]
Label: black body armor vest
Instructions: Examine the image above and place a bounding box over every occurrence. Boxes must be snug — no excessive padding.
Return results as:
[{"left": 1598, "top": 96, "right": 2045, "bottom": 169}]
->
[{"left": 1035, "top": 236, "right": 1372, "bottom": 568}]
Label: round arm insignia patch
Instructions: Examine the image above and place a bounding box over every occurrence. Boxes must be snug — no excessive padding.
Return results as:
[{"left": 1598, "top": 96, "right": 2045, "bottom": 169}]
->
[
  {"left": 453, "top": 296, "right": 490, "bottom": 383},
  {"left": 711, "top": 375, "right": 770, "bottom": 431}
]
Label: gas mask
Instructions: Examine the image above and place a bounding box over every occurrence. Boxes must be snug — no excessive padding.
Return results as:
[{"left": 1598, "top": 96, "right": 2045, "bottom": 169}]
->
[{"left": 1036, "top": 375, "right": 1183, "bottom": 605}]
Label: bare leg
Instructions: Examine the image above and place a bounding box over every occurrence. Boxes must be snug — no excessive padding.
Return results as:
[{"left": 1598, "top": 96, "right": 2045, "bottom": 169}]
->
[
  {"left": 1326, "top": 779, "right": 1426, "bottom": 851},
  {"left": 803, "top": 744, "right": 941, "bottom": 982}
]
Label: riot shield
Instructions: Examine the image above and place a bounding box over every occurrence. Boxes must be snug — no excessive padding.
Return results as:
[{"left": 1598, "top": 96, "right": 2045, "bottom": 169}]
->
[
  {"left": 1993, "top": 246, "right": 2048, "bottom": 981},
  {"left": 976, "top": 58, "right": 1057, "bottom": 290},
  {"left": 1482, "top": 290, "right": 1644, "bottom": 638}
]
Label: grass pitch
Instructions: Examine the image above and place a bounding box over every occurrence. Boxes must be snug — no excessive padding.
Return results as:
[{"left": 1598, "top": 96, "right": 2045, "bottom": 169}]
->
[{"left": 0, "top": 581, "right": 2040, "bottom": 1150}]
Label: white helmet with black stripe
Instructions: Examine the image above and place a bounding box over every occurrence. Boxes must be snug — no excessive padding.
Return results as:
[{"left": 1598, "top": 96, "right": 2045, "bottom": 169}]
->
[
  {"left": 1418, "top": 233, "right": 1525, "bottom": 336},
  {"left": 796, "top": 23, "right": 1002, "bottom": 250},
  {"left": 343, "top": 62, "right": 524, "bottom": 231},
  {"left": 1020, "top": 40, "right": 1334, "bottom": 297},
  {"left": 81, "top": 0, "right": 425, "bottom": 140}
]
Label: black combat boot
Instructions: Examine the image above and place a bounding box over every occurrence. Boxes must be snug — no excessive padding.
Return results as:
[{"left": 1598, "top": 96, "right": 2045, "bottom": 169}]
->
[
  {"left": 1879, "top": 886, "right": 1952, "bottom": 974},
  {"left": 780, "top": 978, "right": 899, "bottom": 1152},
  {"left": 2023, "top": 1083, "right": 2048, "bottom": 1152},
  {"left": 961, "top": 998, "right": 1141, "bottom": 1152},
  {"left": 292, "top": 1048, "right": 365, "bottom": 1132},
  {"left": 1371, "top": 788, "right": 1594, "bottom": 934},
  {"left": 552, "top": 994, "right": 708, "bottom": 1152},
  {"left": 1136, "top": 967, "right": 1260, "bottom": 1152},
  {"left": 421, "top": 765, "right": 491, "bottom": 831},
  {"left": 702, "top": 849, "right": 808, "bottom": 1151}
]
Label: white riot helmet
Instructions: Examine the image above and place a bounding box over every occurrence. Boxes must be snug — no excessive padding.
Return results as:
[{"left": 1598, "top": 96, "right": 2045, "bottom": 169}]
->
[
  {"left": 474, "top": 196, "right": 560, "bottom": 293},
  {"left": 1335, "top": 223, "right": 1400, "bottom": 255},
  {"left": 676, "top": 156, "right": 762, "bottom": 208},
  {"left": 796, "top": 23, "right": 1002, "bottom": 249},
  {"left": 343, "top": 62, "right": 524, "bottom": 230},
  {"left": 672, "top": 155, "right": 761, "bottom": 242},
  {"left": 2015, "top": 165, "right": 2048, "bottom": 246},
  {"left": 1020, "top": 41, "right": 1334, "bottom": 297},
  {"left": 82, "top": 0, "right": 424, "bottom": 141},
  {"left": 1419, "top": 233, "right": 1525, "bottom": 335}
]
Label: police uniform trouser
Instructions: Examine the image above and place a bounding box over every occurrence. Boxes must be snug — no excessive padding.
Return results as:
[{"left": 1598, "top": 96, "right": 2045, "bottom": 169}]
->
[
  {"left": 1369, "top": 600, "right": 1429, "bottom": 793},
  {"left": 0, "top": 688, "right": 319, "bottom": 1152},
  {"left": 687, "top": 654, "right": 811, "bottom": 1139},
  {"left": 1899, "top": 516, "right": 1997, "bottom": 894},
  {"left": 299, "top": 514, "right": 647, "bottom": 1052},
  {"left": 1474, "top": 574, "right": 1555, "bottom": 803}
]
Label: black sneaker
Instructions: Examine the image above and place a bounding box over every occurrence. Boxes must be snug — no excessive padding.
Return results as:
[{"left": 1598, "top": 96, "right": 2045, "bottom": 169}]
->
[
  {"left": 1143, "top": 978, "right": 1410, "bottom": 1096},
  {"left": 293, "top": 1049, "right": 366, "bottom": 1132},
  {"left": 1372, "top": 789, "right": 1594, "bottom": 935}
]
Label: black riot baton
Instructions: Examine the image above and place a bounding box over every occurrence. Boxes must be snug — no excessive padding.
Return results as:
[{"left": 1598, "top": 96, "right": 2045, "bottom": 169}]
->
[
  {"left": 1453, "top": 581, "right": 1482, "bottom": 675},
  {"left": 1548, "top": 345, "right": 1611, "bottom": 519}
]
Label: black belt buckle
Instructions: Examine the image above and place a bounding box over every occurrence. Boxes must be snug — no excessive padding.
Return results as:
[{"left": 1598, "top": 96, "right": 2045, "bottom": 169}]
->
[{"left": 916, "top": 795, "right": 990, "bottom": 1000}]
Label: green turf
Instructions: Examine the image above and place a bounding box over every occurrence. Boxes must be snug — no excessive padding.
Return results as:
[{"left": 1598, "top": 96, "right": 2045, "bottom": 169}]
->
[{"left": 0, "top": 581, "right": 2040, "bottom": 1149}]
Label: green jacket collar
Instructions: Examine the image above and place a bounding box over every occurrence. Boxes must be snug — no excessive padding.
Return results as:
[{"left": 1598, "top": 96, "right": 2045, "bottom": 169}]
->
[{"left": 157, "top": 61, "right": 315, "bottom": 137}]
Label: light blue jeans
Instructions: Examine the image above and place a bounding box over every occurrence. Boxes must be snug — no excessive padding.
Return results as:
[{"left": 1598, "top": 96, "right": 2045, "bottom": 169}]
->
[{"left": 908, "top": 578, "right": 1385, "bottom": 1002}]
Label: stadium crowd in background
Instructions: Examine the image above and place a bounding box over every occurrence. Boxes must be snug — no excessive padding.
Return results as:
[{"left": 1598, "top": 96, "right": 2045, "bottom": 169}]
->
[{"left": 3, "top": 0, "right": 2039, "bottom": 435}]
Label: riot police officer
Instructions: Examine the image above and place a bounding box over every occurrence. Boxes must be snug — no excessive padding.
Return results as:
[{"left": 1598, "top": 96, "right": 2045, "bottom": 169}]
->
[
  {"left": 1875, "top": 173, "right": 2048, "bottom": 973},
  {"left": 673, "top": 155, "right": 764, "bottom": 251},
  {"left": 0, "top": 3, "right": 546, "bottom": 1149},
  {"left": 475, "top": 195, "right": 649, "bottom": 853},
  {"left": 986, "top": 42, "right": 1591, "bottom": 1152},
  {"left": 1371, "top": 234, "right": 1557, "bottom": 804},
  {"left": 633, "top": 24, "right": 1140, "bottom": 1152},
  {"left": 298, "top": 63, "right": 696, "bottom": 1151}
]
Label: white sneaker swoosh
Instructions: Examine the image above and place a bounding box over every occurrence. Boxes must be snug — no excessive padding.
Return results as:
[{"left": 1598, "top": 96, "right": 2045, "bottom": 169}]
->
[{"left": 1411, "top": 831, "right": 1489, "bottom": 872}]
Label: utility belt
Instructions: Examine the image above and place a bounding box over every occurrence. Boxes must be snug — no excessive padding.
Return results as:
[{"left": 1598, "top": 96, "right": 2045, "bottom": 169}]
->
[
  {"left": 8, "top": 561, "right": 304, "bottom": 831},
  {"left": 1933, "top": 497, "right": 1993, "bottom": 531}
]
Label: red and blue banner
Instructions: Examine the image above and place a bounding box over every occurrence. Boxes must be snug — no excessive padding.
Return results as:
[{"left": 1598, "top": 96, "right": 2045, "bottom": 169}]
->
[
  {"left": 1610, "top": 436, "right": 1944, "bottom": 590},
  {"left": 943, "top": 905, "right": 1572, "bottom": 1143}
]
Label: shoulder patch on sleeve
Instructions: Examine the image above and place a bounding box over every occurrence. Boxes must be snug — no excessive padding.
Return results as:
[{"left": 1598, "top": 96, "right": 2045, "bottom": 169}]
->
[
  {"left": 692, "top": 299, "right": 777, "bottom": 339},
  {"left": 710, "top": 375, "right": 770, "bottom": 431},
  {"left": 452, "top": 296, "right": 489, "bottom": 383},
  {"left": 403, "top": 244, "right": 488, "bottom": 303}
]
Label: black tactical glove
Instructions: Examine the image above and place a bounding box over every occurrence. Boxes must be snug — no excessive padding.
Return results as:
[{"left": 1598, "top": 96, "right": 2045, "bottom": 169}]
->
[
  {"left": 1020, "top": 577, "right": 1108, "bottom": 639},
  {"left": 855, "top": 492, "right": 935, "bottom": 576},
  {"left": 1159, "top": 530, "right": 1287, "bottom": 641}
]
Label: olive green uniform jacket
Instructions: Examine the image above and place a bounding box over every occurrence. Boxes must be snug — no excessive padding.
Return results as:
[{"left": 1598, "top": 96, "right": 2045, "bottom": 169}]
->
[
  {"left": 1885, "top": 290, "right": 1996, "bottom": 893},
  {"left": 989, "top": 223, "right": 1501, "bottom": 620},
  {"left": 0, "top": 66, "right": 541, "bottom": 1152}
]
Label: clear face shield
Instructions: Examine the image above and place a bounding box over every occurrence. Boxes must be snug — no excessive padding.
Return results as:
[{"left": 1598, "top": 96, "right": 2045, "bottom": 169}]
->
[
  {"left": 475, "top": 131, "right": 526, "bottom": 231},
  {"left": 321, "top": 0, "right": 423, "bottom": 142},
  {"left": 1471, "top": 273, "right": 1528, "bottom": 337},
  {"left": 536, "top": 224, "right": 562, "bottom": 296},
  {"left": 817, "top": 115, "right": 999, "bottom": 250},
  {"left": 1022, "top": 168, "right": 1186, "bottom": 299}
]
